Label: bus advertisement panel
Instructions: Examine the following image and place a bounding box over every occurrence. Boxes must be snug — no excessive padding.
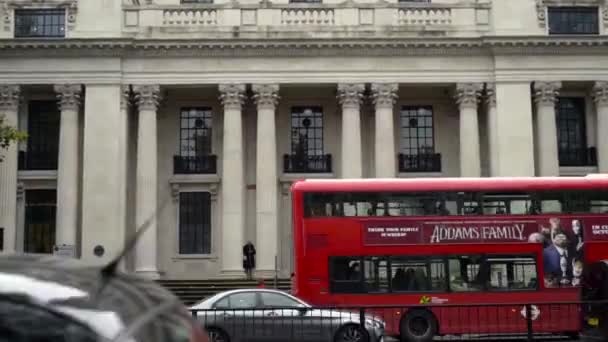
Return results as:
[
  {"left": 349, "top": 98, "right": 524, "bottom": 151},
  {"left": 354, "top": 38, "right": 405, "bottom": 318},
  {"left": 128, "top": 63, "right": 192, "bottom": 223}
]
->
[{"left": 290, "top": 177, "right": 608, "bottom": 340}]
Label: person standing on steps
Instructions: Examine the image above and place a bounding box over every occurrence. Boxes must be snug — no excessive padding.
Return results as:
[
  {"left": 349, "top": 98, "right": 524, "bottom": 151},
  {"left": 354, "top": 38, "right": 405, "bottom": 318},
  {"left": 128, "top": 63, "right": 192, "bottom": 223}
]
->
[{"left": 243, "top": 241, "right": 256, "bottom": 280}]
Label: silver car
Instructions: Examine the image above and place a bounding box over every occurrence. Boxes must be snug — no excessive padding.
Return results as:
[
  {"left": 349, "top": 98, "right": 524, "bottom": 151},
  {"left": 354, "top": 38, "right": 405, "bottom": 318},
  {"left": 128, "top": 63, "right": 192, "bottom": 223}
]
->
[{"left": 190, "top": 289, "right": 384, "bottom": 342}]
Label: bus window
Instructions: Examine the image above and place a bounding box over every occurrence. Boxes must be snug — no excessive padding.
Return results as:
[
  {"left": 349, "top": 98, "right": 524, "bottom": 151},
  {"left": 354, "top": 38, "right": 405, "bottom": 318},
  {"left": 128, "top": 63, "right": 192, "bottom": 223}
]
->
[
  {"left": 364, "top": 257, "right": 389, "bottom": 293},
  {"left": 485, "top": 256, "right": 537, "bottom": 291},
  {"left": 536, "top": 191, "right": 564, "bottom": 214},
  {"left": 389, "top": 257, "right": 446, "bottom": 292},
  {"left": 329, "top": 257, "right": 363, "bottom": 293},
  {"left": 448, "top": 255, "right": 483, "bottom": 292},
  {"left": 481, "top": 193, "right": 532, "bottom": 215}
]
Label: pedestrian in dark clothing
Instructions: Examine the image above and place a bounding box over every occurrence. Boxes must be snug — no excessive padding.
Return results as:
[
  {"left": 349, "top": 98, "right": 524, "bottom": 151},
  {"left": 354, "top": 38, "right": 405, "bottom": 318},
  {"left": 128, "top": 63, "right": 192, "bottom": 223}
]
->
[{"left": 243, "top": 241, "right": 256, "bottom": 280}]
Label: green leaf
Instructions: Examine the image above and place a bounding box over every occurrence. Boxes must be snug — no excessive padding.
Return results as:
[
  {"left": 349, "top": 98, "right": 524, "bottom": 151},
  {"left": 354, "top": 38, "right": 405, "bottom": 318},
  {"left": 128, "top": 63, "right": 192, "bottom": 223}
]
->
[{"left": 0, "top": 114, "right": 28, "bottom": 162}]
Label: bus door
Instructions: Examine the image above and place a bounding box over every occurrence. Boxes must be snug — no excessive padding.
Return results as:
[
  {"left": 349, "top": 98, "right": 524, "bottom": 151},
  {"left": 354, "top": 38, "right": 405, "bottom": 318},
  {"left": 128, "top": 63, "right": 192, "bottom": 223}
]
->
[{"left": 581, "top": 260, "right": 608, "bottom": 340}]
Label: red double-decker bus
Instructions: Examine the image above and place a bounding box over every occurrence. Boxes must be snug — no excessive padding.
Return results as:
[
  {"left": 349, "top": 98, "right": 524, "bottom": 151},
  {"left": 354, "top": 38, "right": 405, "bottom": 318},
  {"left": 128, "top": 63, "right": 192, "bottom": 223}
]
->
[{"left": 291, "top": 176, "right": 608, "bottom": 341}]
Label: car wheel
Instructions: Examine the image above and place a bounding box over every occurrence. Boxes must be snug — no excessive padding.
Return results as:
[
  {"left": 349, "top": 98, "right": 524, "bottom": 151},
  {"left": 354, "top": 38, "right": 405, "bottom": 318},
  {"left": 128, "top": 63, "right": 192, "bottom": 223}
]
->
[
  {"left": 400, "top": 310, "right": 437, "bottom": 342},
  {"left": 334, "top": 324, "right": 370, "bottom": 342},
  {"left": 206, "top": 327, "right": 230, "bottom": 342}
]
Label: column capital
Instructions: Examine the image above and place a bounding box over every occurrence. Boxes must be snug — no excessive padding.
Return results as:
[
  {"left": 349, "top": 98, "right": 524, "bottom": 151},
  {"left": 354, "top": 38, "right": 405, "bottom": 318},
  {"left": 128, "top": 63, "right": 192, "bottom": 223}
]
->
[
  {"left": 120, "top": 85, "right": 132, "bottom": 110},
  {"left": 252, "top": 84, "right": 280, "bottom": 110},
  {"left": 533, "top": 81, "right": 562, "bottom": 105},
  {"left": 219, "top": 84, "right": 246, "bottom": 110},
  {"left": 593, "top": 81, "right": 608, "bottom": 107},
  {"left": 485, "top": 83, "right": 496, "bottom": 107},
  {"left": 133, "top": 85, "right": 161, "bottom": 111},
  {"left": 371, "top": 83, "right": 398, "bottom": 108},
  {"left": 455, "top": 83, "right": 483, "bottom": 109},
  {"left": 337, "top": 83, "right": 365, "bottom": 109},
  {"left": 0, "top": 85, "right": 20, "bottom": 112},
  {"left": 54, "top": 84, "right": 82, "bottom": 112}
]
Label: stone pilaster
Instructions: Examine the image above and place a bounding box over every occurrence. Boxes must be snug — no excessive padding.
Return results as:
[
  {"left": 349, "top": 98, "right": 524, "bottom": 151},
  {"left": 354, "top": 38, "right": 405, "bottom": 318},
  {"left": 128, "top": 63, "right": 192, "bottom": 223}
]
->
[
  {"left": 53, "top": 84, "right": 82, "bottom": 256},
  {"left": 533, "top": 81, "right": 561, "bottom": 177},
  {"left": 133, "top": 85, "right": 161, "bottom": 279},
  {"left": 252, "top": 84, "right": 279, "bottom": 277},
  {"left": 594, "top": 81, "right": 608, "bottom": 173},
  {"left": 219, "top": 83, "right": 246, "bottom": 276},
  {"left": 485, "top": 83, "right": 498, "bottom": 177},
  {"left": 371, "top": 83, "right": 398, "bottom": 178},
  {"left": 455, "top": 83, "right": 482, "bottom": 177},
  {"left": 337, "top": 83, "right": 364, "bottom": 178},
  {"left": 0, "top": 85, "right": 20, "bottom": 253}
]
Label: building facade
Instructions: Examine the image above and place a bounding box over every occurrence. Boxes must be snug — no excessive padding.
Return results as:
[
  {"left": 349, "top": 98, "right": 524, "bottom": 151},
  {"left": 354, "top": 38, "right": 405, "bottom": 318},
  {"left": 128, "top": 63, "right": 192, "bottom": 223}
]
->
[{"left": 0, "top": 0, "right": 608, "bottom": 279}]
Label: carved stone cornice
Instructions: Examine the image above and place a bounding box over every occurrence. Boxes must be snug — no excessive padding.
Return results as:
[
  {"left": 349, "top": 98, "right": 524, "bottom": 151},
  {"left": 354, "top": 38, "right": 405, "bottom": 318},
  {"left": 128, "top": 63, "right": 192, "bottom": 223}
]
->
[
  {"left": 3, "top": 0, "right": 78, "bottom": 32},
  {"left": 252, "top": 84, "right": 279, "bottom": 110},
  {"left": 533, "top": 81, "right": 561, "bottom": 105},
  {"left": 337, "top": 83, "right": 364, "bottom": 109},
  {"left": 133, "top": 85, "right": 161, "bottom": 111},
  {"left": 455, "top": 83, "right": 482, "bottom": 110},
  {"left": 0, "top": 85, "right": 20, "bottom": 111},
  {"left": 485, "top": 83, "right": 496, "bottom": 107},
  {"left": 593, "top": 81, "right": 608, "bottom": 107},
  {"left": 219, "top": 84, "right": 245, "bottom": 110},
  {"left": 371, "top": 83, "right": 398, "bottom": 109},
  {"left": 54, "top": 84, "right": 82, "bottom": 112}
]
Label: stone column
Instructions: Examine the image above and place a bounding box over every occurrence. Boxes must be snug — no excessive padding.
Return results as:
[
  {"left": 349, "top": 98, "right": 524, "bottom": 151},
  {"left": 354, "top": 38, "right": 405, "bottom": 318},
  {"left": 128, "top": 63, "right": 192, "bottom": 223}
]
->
[
  {"left": 371, "top": 83, "right": 398, "bottom": 178},
  {"left": 485, "top": 83, "right": 498, "bottom": 177},
  {"left": 219, "top": 84, "right": 246, "bottom": 276},
  {"left": 533, "top": 81, "right": 561, "bottom": 177},
  {"left": 252, "top": 84, "right": 279, "bottom": 276},
  {"left": 593, "top": 81, "right": 608, "bottom": 173},
  {"left": 338, "top": 83, "right": 365, "bottom": 178},
  {"left": 53, "top": 84, "right": 82, "bottom": 255},
  {"left": 0, "top": 85, "right": 20, "bottom": 253},
  {"left": 133, "top": 85, "right": 161, "bottom": 279},
  {"left": 455, "top": 83, "right": 483, "bottom": 177}
]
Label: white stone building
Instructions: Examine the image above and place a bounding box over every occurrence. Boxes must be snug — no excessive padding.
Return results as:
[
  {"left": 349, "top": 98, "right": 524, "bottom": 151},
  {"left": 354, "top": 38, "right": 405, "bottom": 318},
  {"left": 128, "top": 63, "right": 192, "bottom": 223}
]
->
[{"left": 0, "top": 0, "right": 607, "bottom": 280}]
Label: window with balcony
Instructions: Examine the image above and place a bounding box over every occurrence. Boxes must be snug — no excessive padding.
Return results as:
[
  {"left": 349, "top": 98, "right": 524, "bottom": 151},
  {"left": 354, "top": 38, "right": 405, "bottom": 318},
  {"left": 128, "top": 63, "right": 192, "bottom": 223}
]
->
[
  {"left": 398, "top": 106, "right": 441, "bottom": 173},
  {"left": 548, "top": 7, "right": 599, "bottom": 35},
  {"left": 179, "top": 192, "right": 212, "bottom": 255},
  {"left": 284, "top": 106, "right": 332, "bottom": 173},
  {"left": 24, "top": 189, "right": 56, "bottom": 254},
  {"left": 556, "top": 97, "right": 596, "bottom": 167},
  {"left": 174, "top": 107, "right": 217, "bottom": 174},
  {"left": 19, "top": 101, "right": 60, "bottom": 171},
  {"left": 14, "top": 9, "right": 66, "bottom": 38}
]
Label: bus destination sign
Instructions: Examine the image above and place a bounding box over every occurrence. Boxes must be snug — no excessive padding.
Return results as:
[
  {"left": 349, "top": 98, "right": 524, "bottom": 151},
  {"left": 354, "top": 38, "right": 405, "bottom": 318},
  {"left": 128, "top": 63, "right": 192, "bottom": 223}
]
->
[{"left": 363, "top": 217, "right": 608, "bottom": 245}]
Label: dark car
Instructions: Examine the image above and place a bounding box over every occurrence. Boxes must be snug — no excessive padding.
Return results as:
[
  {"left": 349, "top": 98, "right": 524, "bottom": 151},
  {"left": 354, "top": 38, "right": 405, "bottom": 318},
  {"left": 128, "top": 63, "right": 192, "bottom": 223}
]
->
[{"left": 0, "top": 253, "right": 208, "bottom": 342}]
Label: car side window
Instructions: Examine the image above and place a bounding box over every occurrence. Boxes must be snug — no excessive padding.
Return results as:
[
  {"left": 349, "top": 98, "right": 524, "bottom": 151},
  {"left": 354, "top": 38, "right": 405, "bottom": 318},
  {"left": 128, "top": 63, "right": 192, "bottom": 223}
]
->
[
  {"left": 225, "top": 293, "right": 257, "bottom": 309},
  {"left": 259, "top": 293, "right": 301, "bottom": 308}
]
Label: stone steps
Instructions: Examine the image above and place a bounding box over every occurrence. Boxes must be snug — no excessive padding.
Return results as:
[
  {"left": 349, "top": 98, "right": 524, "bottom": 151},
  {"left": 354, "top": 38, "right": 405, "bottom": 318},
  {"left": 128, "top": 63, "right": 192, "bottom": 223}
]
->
[{"left": 158, "top": 278, "right": 291, "bottom": 306}]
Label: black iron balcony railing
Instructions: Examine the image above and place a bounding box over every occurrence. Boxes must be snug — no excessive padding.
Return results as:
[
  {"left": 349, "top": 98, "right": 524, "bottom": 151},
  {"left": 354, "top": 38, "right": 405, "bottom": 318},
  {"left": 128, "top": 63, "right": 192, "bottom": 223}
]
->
[
  {"left": 174, "top": 155, "right": 217, "bottom": 174},
  {"left": 559, "top": 147, "right": 597, "bottom": 167},
  {"left": 283, "top": 154, "right": 332, "bottom": 173},
  {"left": 18, "top": 150, "right": 58, "bottom": 171},
  {"left": 398, "top": 153, "right": 442, "bottom": 173}
]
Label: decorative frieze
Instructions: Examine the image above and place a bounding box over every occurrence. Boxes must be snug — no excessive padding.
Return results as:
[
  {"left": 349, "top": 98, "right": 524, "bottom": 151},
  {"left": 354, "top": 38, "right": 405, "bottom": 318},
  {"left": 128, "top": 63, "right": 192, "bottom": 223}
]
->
[
  {"left": 533, "top": 81, "right": 561, "bottom": 105},
  {"left": 54, "top": 84, "right": 82, "bottom": 112},
  {"left": 0, "top": 85, "right": 20, "bottom": 112},
  {"left": 219, "top": 84, "right": 246, "bottom": 110},
  {"left": 252, "top": 84, "right": 280, "bottom": 110},
  {"left": 133, "top": 85, "right": 161, "bottom": 111}
]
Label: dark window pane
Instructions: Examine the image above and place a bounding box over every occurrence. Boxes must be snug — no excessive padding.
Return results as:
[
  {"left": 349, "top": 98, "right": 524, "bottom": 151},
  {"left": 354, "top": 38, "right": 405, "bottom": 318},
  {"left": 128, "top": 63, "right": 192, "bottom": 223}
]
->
[
  {"left": 24, "top": 189, "right": 56, "bottom": 254},
  {"left": 290, "top": 106, "right": 324, "bottom": 156},
  {"left": 548, "top": 7, "right": 599, "bottom": 35},
  {"left": 14, "top": 9, "right": 65, "bottom": 38},
  {"left": 178, "top": 192, "right": 212, "bottom": 254},
  {"left": 329, "top": 257, "right": 364, "bottom": 293},
  {"left": 21, "top": 101, "right": 60, "bottom": 171},
  {"left": 179, "top": 107, "right": 213, "bottom": 156},
  {"left": 364, "top": 256, "right": 389, "bottom": 293}
]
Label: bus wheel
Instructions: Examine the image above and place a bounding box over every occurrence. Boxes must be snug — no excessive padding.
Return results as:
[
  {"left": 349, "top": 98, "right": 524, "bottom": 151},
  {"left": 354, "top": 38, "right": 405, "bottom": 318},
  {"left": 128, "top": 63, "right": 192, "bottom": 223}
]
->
[
  {"left": 334, "top": 324, "right": 369, "bottom": 342},
  {"left": 400, "top": 310, "right": 437, "bottom": 342}
]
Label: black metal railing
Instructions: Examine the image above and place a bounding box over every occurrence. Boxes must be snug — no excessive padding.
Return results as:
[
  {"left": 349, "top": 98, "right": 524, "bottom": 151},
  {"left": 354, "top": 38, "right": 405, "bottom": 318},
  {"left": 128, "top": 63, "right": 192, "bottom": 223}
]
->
[
  {"left": 18, "top": 150, "right": 58, "bottom": 171},
  {"left": 173, "top": 155, "right": 217, "bottom": 174},
  {"left": 190, "top": 300, "right": 608, "bottom": 342},
  {"left": 398, "top": 153, "right": 442, "bottom": 173},
  {"left": 283, "top": 154, "right": 332, "bottom": 173},
  {"left": 559, "top": 147, "right": 597, "bottom": 167}
]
